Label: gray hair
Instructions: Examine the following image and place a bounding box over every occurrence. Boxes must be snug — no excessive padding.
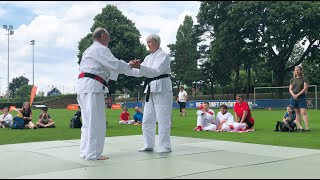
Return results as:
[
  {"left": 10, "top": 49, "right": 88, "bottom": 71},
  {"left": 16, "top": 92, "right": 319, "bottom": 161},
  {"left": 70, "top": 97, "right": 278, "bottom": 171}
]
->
[
  {"left": 146, "top": 34, "right": 161, "bottom": 45},
  {"left": 93, "top": 27, "right": 109, "bottom": 39}
]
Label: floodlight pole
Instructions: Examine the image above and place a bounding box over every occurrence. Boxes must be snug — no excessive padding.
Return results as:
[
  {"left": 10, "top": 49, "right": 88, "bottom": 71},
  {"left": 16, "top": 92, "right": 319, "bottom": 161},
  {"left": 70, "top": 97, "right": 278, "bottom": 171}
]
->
[
  {"left": 3, "top": 25, "right": 14, "bottom": 102},
  {"left": 30, "top": 40, "right": 35, "bottom": 86}
]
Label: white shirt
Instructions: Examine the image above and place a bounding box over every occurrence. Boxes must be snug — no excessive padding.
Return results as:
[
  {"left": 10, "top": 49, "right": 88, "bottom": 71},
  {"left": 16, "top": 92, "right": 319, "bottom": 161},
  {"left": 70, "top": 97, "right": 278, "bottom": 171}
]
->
[
  {"left": 76, "top": 41, "right": 132, "bottom": 94},
  {"left": 125, "top": 47, "right": 172, "bottom": 93},
  {"left": 216, "top": 111, "right": 234, "bottom": 125},
  {"left": 197, "top": 109, "right": 215, "bottom": 124},
  {"left": 0, "top": 113, "right": 13, "bottom": 126},
  {"left": 178, "top": 90, "right": 187, "bottom": 102}
]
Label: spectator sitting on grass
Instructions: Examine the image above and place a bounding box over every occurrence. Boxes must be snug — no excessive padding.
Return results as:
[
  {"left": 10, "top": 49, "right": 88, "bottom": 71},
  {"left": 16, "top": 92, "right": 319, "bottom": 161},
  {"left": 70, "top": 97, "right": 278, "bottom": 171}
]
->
[
  {"left": 193, "top": 102, "right": 216, "bottom": 131},
  {"left": 216, "top": 104, "right": 235, "bottom": 132},
  {"left": 119, "top": 107, "right": 135, "bottom": 125},
  {"left": 13, "top": 102, "right": 36, "bottom": 129},
  {"left": 36, "top": 107, "right": 56, "bottom": 128},
  {"left": 0, "top": 107, "right": 13, "bottom": 128},
  {"left": 133, "top": 106, "right": 143, "bottom": 125},
  {"left": 274, "top": 105, "right": 304, "bottom": 132}
]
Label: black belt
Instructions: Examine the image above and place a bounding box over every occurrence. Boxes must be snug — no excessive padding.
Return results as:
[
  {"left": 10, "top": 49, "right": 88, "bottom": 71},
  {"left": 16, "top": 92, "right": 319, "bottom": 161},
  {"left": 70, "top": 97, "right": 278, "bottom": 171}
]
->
[
  {"left": 144, "top": 74, "right": 170, "bottom": 102},
  {"left": 78, "top": 72, "right": 108, "bottom": 88}
]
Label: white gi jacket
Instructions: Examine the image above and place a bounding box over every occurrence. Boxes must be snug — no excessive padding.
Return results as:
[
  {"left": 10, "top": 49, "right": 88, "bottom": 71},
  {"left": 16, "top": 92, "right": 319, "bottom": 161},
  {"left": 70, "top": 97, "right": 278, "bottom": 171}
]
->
[
  {"left": 216, "top": 111, "right": 234, "bottom": 125},
  {"left": 0, "top": 113, "right": 13, "bottom": 126},
  {"left": 76, "top": 41, "right": 132, "bottom": 94},
  {"left": 125, "top": 47, "right": 172, "bottom": 93},
  {"left": 197, "top": 109, "right": 215, "bottom": 124}
]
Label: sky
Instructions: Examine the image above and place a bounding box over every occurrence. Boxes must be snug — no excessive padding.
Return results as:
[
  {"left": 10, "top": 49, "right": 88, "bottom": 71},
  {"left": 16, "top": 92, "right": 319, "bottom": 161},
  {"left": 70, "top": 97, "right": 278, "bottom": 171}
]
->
[{"left": 0, "top": 1, "right": 201, "bottom": 96}]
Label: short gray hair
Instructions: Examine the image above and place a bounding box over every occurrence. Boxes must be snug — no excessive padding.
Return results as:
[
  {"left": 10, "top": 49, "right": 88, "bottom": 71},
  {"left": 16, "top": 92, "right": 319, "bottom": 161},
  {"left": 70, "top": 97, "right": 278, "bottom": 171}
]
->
[
  {"left": 146, "top": 34, "right": 161, "bottom": 45},
  {"left": 93, "top": 27, "right": 109, "bottom": 39}
]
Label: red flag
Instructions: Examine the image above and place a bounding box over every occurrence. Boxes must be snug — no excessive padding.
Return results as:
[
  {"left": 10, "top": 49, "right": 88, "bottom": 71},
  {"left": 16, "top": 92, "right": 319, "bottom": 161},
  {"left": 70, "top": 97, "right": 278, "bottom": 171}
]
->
[{"left": 30, "top": 86, "right": 37, "bottom": 106}]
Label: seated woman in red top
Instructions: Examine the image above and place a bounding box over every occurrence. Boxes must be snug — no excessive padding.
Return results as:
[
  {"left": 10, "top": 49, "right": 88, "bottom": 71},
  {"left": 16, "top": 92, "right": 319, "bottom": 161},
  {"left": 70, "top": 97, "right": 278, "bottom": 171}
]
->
[
  {"left": 119, "top": 107, "right": 135, "bottom": 125},
  {"left": 233, "top": 95, "right": 254, "bottom": 131}
]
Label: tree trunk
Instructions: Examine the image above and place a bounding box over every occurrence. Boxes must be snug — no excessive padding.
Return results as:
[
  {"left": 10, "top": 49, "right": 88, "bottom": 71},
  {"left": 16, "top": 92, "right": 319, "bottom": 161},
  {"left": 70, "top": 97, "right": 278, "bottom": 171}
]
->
[
  {"left": 210, "top": 80, "right": 214, "bottom": 99},
  {"left": 233, "top": 64, "right": 241, "bottom": 97},
  {"left": 246, "top": 64, "right": 251, "bottom": 99},
  {"left": 274, "top": 69, "right": 286, "bottom": 99}
]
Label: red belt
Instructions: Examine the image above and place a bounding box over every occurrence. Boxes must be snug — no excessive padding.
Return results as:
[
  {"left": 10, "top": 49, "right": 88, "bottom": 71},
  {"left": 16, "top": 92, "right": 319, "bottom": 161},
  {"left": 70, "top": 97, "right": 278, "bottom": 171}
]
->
[{"left": 78, "top": 72, "right": 108, "bottom": 87}]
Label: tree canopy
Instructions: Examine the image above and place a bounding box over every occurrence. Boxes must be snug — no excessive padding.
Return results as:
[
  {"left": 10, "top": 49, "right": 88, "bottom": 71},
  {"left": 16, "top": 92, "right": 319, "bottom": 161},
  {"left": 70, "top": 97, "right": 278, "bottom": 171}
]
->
[
  {"left": 197, "top": 1, "right": 320, "bottom": 96},
  {"left": 77, "top": 5, "right": 148, "bottom": 93},
  {"left": 168, "top": 15, "right": 201, "bottom": 91},
  {"left": 9, "top": 76, "right": 29, "bottom": 98}
]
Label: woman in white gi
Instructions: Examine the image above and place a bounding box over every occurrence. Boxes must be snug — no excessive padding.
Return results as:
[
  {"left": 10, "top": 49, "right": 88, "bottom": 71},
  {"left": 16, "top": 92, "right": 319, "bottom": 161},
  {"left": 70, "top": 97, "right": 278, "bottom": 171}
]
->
[
  {"left": 216, "top": 104, "right": 235, "bottom": 132},
  {"left": 77, "top": 27, "right": 133, "bottom": 160},
  {"left": 126, "top": 34, "right": 173, "bottom": 153}
]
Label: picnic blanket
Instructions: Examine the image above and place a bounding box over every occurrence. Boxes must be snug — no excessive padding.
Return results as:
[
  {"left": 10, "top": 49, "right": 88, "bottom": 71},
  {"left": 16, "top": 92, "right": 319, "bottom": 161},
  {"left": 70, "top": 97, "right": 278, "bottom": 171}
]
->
[{"left": 215, "top": 128, "right": 255, "bottom": 133}]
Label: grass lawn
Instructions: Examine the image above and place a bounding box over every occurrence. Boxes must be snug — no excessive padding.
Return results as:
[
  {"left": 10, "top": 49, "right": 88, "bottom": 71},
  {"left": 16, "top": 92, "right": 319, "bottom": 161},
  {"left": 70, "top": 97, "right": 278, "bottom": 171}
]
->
[{"left": 0, "top": 108, "right": 319, "bottom": 149}]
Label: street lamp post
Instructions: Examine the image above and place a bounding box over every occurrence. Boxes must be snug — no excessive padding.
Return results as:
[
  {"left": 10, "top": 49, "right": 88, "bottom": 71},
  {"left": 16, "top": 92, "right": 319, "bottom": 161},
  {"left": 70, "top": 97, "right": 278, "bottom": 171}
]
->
[
  {"left": 0, "top": 77, "right": 2, "bottom": 98},
  {"left": 3, "top": 25, "right": 14, "bottom": 102},
  {"left": 30, "top": 40, "right": 35, "bottom": 86}
]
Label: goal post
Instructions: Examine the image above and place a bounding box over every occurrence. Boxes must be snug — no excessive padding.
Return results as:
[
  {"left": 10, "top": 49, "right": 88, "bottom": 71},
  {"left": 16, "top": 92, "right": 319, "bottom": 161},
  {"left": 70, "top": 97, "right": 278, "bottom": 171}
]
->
[{"left": 254, "top": 85, "right": 318, "bottom": 109}]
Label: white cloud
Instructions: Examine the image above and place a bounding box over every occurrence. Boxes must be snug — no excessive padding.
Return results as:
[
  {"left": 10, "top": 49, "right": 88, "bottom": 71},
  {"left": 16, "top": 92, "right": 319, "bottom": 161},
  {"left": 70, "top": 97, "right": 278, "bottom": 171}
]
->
[{"left": 0, "top": 1, "right": 200, "bottom": 96}]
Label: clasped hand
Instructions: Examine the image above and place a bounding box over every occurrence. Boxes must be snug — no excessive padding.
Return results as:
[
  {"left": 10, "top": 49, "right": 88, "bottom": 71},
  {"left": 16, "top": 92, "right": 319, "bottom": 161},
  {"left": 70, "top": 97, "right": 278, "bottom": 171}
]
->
[{"left": 129, "top": 59, "right": 141, "bottom": 69}]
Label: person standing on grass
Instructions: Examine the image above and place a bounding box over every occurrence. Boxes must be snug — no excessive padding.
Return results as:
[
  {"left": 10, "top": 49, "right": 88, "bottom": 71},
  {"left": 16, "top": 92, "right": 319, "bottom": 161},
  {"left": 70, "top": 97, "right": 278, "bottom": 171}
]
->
[
  {"left": 289, "top": 66, "right": 310, "bottom": 132},
  {"left": 176, "top": 86, "right": 188, "bottom": 116},
  {"left": 76, "top": 27, "right": 134, "bottom": 160}
]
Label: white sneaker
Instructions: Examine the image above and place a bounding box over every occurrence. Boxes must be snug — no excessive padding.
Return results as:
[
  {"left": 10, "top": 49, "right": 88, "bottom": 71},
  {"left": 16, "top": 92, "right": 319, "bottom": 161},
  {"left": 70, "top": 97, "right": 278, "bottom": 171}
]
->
[
  {"left": 157, "top": 148, "right": 172, "bottom": 153},
  {"left": 138, "top": 147, "right": 154, "bottom": 152}
]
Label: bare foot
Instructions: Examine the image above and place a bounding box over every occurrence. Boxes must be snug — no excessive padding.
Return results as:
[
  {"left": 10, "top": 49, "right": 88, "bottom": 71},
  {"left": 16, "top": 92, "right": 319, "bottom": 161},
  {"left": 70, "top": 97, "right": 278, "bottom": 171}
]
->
[{"left": 98, "top": 156, "right": 109, "bottom": 160}]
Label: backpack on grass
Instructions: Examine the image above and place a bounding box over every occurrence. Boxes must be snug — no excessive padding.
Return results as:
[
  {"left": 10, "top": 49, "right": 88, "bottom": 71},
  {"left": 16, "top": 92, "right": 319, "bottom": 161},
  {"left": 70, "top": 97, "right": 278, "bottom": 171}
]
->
[
  {"left": 70, "top": 110, "right": 82, "bottom": 128},
  {"left": 69, "top": 109, "right": 108, "bottom": 128}
]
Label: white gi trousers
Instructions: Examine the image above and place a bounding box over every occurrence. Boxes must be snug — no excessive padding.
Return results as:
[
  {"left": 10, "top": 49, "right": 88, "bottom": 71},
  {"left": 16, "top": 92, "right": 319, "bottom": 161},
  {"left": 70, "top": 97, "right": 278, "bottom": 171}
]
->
[
  {"left": 77, "top": 92, "right": 106, "bottom": 160},
  {"left": 142, "top": 90, "right": 172, "bottom": 150},
  {"left": 196, "top": 110, "right": 217, "bottom": 131}
]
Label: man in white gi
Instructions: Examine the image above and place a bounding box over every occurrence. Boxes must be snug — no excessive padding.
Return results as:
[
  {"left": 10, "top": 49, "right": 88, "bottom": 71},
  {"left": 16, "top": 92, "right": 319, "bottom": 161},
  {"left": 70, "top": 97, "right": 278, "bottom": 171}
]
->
[
  {"left": 126, "top": 34, "right": 173, "bottom": 153},
  {"left": 76, "top": 27, "right": 133, "bottom": 160},
  {"left": 0, "top": 107, "right": 13, "bottom": 128},
  {"left": 176, "top": 86, "right": 188, "bottom": 116},
  {"left": 193, "top": 102, "right": 216, "bottom": 131},
  {"left": 216, "top": 104, "right": 235, "bottom": 132}
]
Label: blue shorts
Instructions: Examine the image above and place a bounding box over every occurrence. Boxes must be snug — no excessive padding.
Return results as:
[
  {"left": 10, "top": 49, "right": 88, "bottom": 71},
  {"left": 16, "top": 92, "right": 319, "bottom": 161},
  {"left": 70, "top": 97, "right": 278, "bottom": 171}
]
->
[{"left": 290, "top": 94, "right": 307, "bottom": 108}]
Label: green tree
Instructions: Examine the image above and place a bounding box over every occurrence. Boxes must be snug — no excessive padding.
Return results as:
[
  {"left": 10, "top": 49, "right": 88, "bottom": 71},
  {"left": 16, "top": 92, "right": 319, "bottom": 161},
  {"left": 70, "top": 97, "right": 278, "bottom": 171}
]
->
[
  {"left": 168, "top": 15, "right": 201, "bottom": 92},
  {"left": 47, "top": 87, "right": 61, "bottom": 96},
  {"left": 230, "top": 1, "right": 320, "bottom": 87},
  {"left": 16, "top": 84, "right": 33, "bottom": 98},
  {"left": 197, "top": 1, "right": 320, "bottom": 97},
  {"left": 301, "top": 44, "right": 320, "bottom": 86},
  {"left": 77, "top": 5, "right": 148, "bottom": 94},
  {"left": 9, "top": 76, "right": 29, "bottom": 98},
  {"left": 197, "top": 1, "right": 244, "bottom": 96}
]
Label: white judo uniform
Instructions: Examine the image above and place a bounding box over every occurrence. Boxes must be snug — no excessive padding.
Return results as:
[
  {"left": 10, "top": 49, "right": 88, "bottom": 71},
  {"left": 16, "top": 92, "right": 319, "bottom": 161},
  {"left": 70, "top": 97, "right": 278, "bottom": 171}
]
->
[
  {"left": 0, "top": 113, "right": 13, "bottom": 128},
  {"left": 76, "top": 41, "right": 132, "bottom": 160},
  {"left": 215, "top": 111, "right": 235, "bottom": 132},
  {"left": 125, "top": 47, "right": 173, "bottom": 152},
  {"left": 196, "top": 109, "right": 217, "bottom": 131}
]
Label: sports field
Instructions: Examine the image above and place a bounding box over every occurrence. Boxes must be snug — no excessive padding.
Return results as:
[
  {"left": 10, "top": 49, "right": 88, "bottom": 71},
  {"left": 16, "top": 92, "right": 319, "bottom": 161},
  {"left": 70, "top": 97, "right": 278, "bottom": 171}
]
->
[{"left": 1, "top": 108, "right": 319, "bottom": 149}]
